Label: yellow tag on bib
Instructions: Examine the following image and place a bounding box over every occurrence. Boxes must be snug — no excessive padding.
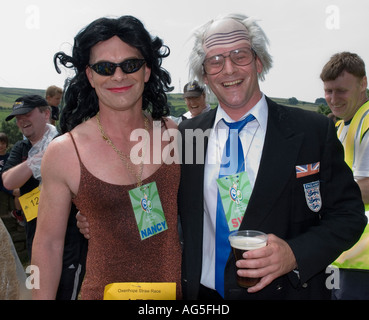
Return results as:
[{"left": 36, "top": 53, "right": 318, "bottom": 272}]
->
[
  {"left": 103, "top": 282, "right": 176, "bottom": 300},
  {"left": 18, "top": 187, "right": 40, "bottom": 222}
]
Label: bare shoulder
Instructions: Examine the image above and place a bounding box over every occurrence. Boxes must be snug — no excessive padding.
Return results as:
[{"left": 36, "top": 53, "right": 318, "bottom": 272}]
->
[
  {"left": 44, "top": 133, "right": 76, "bottom": 162},
  {"left": 44, "top": 120, "right": 93, "bottom": 162},
  {"left": 41, "top": 132, "right": 80, "bottom": 180},
  {"left": 41, "top": 131, "right": 83, "bottom": 196}
]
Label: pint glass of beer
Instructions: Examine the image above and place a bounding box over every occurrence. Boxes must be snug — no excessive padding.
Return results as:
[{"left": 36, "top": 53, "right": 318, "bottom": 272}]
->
[{"left": 228, "top": 230, "right": 268, "bottom": 288}]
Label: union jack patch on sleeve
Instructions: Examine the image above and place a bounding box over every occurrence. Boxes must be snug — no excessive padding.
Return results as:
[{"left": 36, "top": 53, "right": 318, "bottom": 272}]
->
[{"left": 296, "top": 162, "right": 320, "bottom": 179}]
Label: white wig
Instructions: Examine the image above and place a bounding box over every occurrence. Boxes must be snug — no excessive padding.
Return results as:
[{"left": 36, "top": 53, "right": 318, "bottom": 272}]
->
[{"left": 188, "top": 13, "right": 273, "bottom": 84}]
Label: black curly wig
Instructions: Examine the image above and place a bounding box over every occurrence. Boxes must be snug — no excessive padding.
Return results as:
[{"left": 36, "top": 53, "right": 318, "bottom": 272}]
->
[{"left": 54, "top": 15, "right": 173, "bottom": 133}]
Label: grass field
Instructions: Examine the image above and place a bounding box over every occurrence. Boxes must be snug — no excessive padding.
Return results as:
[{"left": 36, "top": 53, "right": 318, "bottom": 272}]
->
[{"left": 0, "top": 110, "right": 10, "bottom": 122}]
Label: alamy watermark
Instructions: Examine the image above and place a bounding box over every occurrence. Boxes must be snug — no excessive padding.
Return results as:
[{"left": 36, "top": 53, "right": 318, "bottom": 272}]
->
[
  {"left": 325, "top": 265, "right": 340, "bottom": 290},
  {"left": 25, "top": 265, "right": 40, "bottom": 290},
  {"left": 25, "top": 5, "right": 40, "bottom": 30},
  {"left": 129, "top": 122, "right": 237, "bottom": 170},
  {"left": 326, "top": 5, "right": 340, "bottom": 30}
]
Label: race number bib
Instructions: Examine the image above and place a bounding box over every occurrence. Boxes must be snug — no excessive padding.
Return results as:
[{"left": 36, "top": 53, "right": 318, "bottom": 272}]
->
[{"left": 18, "top": 187, "right": 40, "bottom": 222}]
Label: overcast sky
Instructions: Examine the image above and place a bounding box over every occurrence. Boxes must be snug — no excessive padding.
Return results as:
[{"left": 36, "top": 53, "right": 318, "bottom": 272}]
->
[{"left": 0, "top": 0, "right": 368, "bottom": 102}]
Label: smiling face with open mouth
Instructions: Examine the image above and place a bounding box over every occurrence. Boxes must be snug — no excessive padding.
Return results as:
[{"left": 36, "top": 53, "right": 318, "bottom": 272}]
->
[
  {"left": 202, "top": 19, "right": 263, "bottom": 120},
  {"left": 15, "top": 108, "right": 50, "bottom": 143},
  {"left": 185, "top": 94, "right": 207, "bottom": 117}
]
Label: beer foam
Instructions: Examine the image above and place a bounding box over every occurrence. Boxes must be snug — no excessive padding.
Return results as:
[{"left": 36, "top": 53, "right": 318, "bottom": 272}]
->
[{"left": 229, "top": 236, "right": 267, "bottom": 250}]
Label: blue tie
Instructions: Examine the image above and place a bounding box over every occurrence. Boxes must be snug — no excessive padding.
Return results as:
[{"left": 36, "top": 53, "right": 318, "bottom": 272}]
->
[{"left": 215, "top": 114, "right": 255, "bottom": 297}]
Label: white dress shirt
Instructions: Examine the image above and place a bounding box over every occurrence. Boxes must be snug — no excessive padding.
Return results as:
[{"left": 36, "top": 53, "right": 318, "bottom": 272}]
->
[{"left": 201, "top": 94, "right": 269, "bottom": 289}]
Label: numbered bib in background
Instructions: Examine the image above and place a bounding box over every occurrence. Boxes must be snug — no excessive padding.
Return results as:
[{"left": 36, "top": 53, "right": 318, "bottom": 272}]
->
[{"left": 18, "top": 187, "right": 40, "bottom": 222}]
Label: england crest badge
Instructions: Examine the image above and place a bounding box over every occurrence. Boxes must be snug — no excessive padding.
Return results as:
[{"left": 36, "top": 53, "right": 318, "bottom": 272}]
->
[{"left": 303, "top": 181, "right": 322, "bottom": 213}]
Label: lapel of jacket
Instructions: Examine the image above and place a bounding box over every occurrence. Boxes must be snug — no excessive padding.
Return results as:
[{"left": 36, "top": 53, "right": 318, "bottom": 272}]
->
[
  {"left": 240, "top": 98, "right": 305, "bottom": 230},
  {"left": 194, "top": 107, "right": 217, "bottom": 187},
  {"left": 195, "top": 107, "right": 217, "bottom": 151}
]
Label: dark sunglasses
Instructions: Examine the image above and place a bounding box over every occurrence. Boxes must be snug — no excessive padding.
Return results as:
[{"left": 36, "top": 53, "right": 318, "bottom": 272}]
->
[{"left": 89, "top": 59, "right": 146, "bottom": 76}]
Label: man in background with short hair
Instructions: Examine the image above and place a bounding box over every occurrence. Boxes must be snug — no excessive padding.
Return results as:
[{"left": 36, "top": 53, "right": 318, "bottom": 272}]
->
[{"left": 321, "top": 51, "right": 369, "bottom": 299}]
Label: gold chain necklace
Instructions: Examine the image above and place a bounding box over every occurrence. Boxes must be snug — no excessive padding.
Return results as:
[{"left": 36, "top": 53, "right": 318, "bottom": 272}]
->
[{"left": 96, "top": 112, "right": 149, "bottom": 187}]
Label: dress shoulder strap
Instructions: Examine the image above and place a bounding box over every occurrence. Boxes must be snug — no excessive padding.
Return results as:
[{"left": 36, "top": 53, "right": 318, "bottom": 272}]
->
[{"left": 68, "top": 132, "right": 82, "bottom": 164}]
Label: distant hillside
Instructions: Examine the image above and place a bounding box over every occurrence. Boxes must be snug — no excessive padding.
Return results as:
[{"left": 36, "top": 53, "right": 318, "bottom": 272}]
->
[
  {"left": 0, "top": 87, "right": 319, "bottom": 114},
  {"left": 270, "top": 97, "right": 319, "bottom": 112},
  {"left": 0, "top": 87, "right": 45, "bottom": 108},
  {"left": 168, "top": 93, "right": 320, "bottom": 116}
]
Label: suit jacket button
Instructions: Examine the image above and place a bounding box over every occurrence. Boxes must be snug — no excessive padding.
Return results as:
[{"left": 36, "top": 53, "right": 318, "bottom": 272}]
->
[
  {"left": 302, "top": 283, "right": 308, "bottom": 288},
  {"left": 276, "top": 285, "right": 283, "bottom": 291}
]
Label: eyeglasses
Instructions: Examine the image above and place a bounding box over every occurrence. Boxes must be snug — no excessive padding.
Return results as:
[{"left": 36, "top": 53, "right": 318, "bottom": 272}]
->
[
  {"left": 203, "top": 48, "right": 256, "bottom": 75},
  {"left": 89, "top": 59, "right": 146, "bottom": 76}
]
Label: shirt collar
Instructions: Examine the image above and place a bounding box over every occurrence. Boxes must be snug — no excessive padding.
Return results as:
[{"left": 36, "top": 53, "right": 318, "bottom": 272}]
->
[{"left": 214, "top": 93, "right": 268, "bottom": 133}]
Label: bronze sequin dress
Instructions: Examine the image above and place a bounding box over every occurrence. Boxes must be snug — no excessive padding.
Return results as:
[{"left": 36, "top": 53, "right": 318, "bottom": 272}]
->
[{"left": 70, "top": 133, "right": 182, "bottom": 300}]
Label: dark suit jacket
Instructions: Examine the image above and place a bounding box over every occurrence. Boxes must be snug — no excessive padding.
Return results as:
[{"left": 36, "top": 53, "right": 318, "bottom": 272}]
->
[{"left": 178, "top": 97, "right": 367, "bottom": 300}]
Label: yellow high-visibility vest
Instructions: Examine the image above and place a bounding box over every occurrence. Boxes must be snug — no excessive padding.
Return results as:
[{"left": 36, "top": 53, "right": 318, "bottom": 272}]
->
[{"left": 333, "top": 101, "right": 369, "bottom": 270}]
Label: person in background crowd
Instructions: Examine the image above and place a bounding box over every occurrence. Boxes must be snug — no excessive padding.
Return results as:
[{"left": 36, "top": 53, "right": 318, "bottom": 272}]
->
[
  {"left": 2, "top": 95, "right": 87, "bottom": 300},
  {"left": 321, "top": 51, "right": 369, "bottom": 299},
  {"left": 182, "top": 81, "right": 211, "bottom": 120},
  {"left": 170, "top": 81, "right": 211, "bottom": 125},
  {"left": 45, "top": 85, "right": 63, "bottom": 126},
  {"left": 0, "top": 132, "right": 19, "bottom": 220},
  {"left": 2, "top": 95, "right": 56, "bottom": 256},
  {"left": 177, "top": 13, "right": 366, "bottom": 300}
]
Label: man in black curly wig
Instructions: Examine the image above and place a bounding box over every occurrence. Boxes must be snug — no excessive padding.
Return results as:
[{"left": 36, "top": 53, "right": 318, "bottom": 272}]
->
[{"left": 32, "top": 16, "right": 182, "bottom": 300}]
